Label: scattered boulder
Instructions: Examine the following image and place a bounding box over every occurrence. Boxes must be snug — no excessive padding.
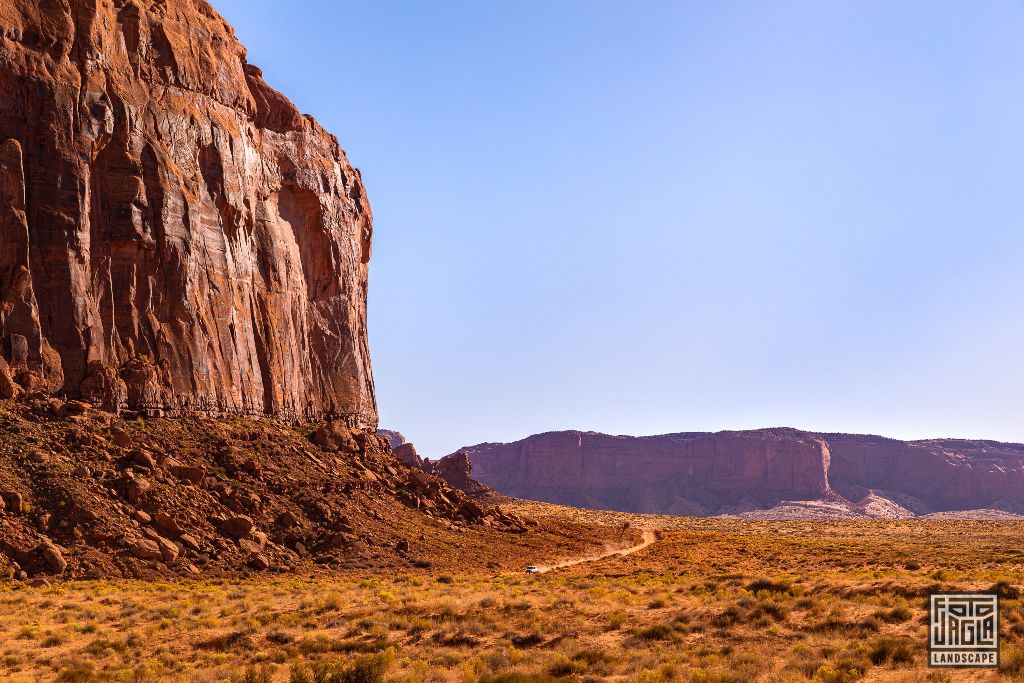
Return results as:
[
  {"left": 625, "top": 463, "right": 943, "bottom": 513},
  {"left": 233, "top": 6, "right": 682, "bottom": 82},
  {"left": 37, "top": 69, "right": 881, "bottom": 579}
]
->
[
  {"left": 277, "top": 511, "right": 300, "bottom": 528},
  {"left": 129, "top": 449, "right": 158, "bottom": 471},
  {"left": 179, "top": 534, "right": 202, "bottom": 552},
  {"left": 127, "top": 538, "right": 162, "bottom": 561},
  {"left": 63, "top": 400, "right": 91, "bottom": 415},
  {"left": 171, "top": 465, "right": 206, "bottom": 485},
  {"left": 220, "top": 515, "right": 254, "bottom": 539},
  {"left": 311, "top": 423, "right": 359, "bottom": 452},
  {"left": 109, "top": 427, "right": 133, "bottom": 448},
  {"left": 156, "top": 537, "right": 180, "bottom": 563},
  {"left": 238, "top": 538, "right": 262, "bottom": 554},
  {"left": 38, "top": 541, "right": 67, "bottom": 574},
  {"left": 1, "top": 491, "right": 22, "bottom": 513},
  {"left": 153, "top": 512, "right": 183, "bottom": 536},
  {"left": 251, "top": 530, "right": 268, "bottom": 549},
  {"left": 249, "top": 553, "right": 270, "bottom": 570},
  {"left": 395, "top": 443, "right": 427, "bottom": 470},
  {"left": 133, "top": 509, "right": 153, "bottom": 524},
  {"left": 119, "top": 474, "right": 151, "bottom": 503},
  {"left": 0, "top": 358, "right": 20, "bottom": 400}
]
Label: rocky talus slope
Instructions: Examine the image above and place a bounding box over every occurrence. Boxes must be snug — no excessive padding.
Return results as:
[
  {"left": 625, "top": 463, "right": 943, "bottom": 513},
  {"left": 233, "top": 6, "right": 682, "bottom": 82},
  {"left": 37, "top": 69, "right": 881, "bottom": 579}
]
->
[
  {"left": 0, "top": 0, "right": 375, "bottom": 425},
  {"left": 0, "top": 397, "right": 546, "bottom": 581},
  {"left": 456, "top": 429, "right": 1024, "bottom": 517}
]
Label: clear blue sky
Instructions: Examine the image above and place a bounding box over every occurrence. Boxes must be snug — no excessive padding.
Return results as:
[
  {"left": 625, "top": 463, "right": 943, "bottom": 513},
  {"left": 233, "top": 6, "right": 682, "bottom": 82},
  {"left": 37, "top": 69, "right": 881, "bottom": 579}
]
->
[{"left": 215, "top": 0, "right": 1024, "bottom": 457}]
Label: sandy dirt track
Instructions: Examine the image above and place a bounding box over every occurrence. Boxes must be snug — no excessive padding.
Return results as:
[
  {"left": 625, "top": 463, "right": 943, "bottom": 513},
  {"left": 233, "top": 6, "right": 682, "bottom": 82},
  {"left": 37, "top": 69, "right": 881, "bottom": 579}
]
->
[{"left": 536, "top": 528, "right": 657, "bottom": 573}]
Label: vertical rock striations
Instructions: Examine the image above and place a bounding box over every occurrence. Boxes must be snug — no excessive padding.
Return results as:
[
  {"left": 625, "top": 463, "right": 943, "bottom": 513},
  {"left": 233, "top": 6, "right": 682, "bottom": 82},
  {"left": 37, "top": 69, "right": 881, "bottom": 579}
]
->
[
  {"left": 459, "top": 430, "right": 1024, "bottom": 515},
  {"left": 0, "top": 0, "right": 376, "bottom": 428},
  {"left": 462, "top": 429, "right": 835, "bottom": 515}
]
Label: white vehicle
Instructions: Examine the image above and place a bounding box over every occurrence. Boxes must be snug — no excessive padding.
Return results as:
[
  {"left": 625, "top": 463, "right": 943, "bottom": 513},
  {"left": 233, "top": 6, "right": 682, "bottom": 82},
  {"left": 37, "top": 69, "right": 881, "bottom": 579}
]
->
[{"left": 525, "top": 565, "right": 540, "bottom": 574}]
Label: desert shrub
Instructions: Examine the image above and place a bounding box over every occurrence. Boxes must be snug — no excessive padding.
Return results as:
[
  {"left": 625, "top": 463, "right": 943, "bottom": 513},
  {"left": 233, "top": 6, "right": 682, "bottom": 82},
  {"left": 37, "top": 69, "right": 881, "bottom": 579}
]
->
[
  {"left": 510, "top": 632, "right": 545, "bottom": 648},
  {"left": 289, "top": 649, "right": 394, "bottom": 683},
  {"left": 55, "top": 661, "right": 101, "bottom": 683},
  {"left": 571, "top": 648, "right": 613, "bottom": 667},
  {"left": 989, "top": 581, "right": 1019, "bottom": 599},
  {"left": 42, "top": 632, "right": 66, "bottom": 647},
  {"left": 479, "top": 674, "right": 567, "bottom": 683},
  {"left": 868, "top": 637, "right": 915, "bottom": 665},
  {"left": 872, "top": 606, "right": 912, "bottom": 623},
  {"left": 546, "top": 657, "right": 583, "bottom": 677},
  {"left": 712, "top": 604, "right": 745, "bottom": 628},
  {"left": 691, "top": 653, "right": 766, "bottom": 682},
  {"left": 16, "top": 625, "right": 38, "bottom": 640},
  {"left": 432, "top": 630, "right": 480, "bottom": 647},
  {"left": 605, "top": 611, "right": 626, "bottom": 630},
  {"left": 635, "top": 623, "right": 672, "bottom": 640},
  {"left": 635, "top": 665, "right": 675, "bottom": 682},
  {"left": 84, "top": 637, "right": 128, "bottom": 656},
  {"left": 267, "top": 629, "right": 294, "bottom": 645},
  {"left": 713, "top": 599, "right": 788, "bottom": 628},
  {"left": 233, "top": 667, "right": 273, "bottom": 683},
  {"left": 1002, "top": 645, "right": 1024, "bottom": 674},
  {"left": 747, "top": 578, "right": 794, "bottom": 595},
  {"left": 786, "top": 646, "right": 824, "bottom": 678},
  {"left": 197, "top": 629, "right": 255, "bottom": 652},
  {"left": 813, "top": 661, "right": 867, "bottom": 683}
]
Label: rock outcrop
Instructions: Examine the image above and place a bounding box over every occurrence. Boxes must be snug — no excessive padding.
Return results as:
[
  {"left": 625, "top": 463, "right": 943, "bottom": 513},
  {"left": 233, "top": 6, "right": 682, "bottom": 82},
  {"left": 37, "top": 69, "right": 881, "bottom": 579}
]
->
[
  {"left": 457, "top": 429, "right": 1024, "bottom": 516},
  {"left": 432, "top": 450, "right": 496, "bottom": 500},
  {"left": 0, "top": 0, "right": 375, "bottom": 427},
  {"left": 377, "top": 428, "right": 427, "bottom": 470}
]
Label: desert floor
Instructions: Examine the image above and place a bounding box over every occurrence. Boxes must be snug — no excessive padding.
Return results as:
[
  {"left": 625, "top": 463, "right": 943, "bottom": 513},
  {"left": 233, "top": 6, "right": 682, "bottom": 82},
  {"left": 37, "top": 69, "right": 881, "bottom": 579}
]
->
[{"left": 3, "top": 502, "right": 1024, "bottom": 682}]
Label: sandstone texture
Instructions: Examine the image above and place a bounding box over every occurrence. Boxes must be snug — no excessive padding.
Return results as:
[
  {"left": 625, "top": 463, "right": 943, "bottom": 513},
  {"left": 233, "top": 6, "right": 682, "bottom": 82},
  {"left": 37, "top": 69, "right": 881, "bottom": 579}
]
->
[
  {"left": 457, "top": 429, "right": 1024, "bottom": 516},
  {"left": 0, "top": 0, "right": 375, "bottom": 426}
]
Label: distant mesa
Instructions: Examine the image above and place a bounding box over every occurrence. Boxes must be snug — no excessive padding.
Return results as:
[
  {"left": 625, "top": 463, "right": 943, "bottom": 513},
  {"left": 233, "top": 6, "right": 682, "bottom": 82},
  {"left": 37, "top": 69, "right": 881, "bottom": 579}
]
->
[{"left": 451, "top": 429, "right": 1024, "bottom": 519}]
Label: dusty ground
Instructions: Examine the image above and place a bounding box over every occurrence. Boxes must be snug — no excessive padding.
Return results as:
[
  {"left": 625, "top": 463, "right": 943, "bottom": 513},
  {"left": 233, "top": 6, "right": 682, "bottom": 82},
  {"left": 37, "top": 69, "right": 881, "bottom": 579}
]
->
[{"left": 4, "top": 501, "right": 1024, "bottom": 681}]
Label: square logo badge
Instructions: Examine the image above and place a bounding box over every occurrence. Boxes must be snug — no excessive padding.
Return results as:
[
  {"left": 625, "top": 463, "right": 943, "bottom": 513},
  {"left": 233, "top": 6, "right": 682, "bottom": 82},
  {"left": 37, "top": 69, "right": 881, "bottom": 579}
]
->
[{"left": 929, "top": 593, "right": 999, "bottom": 667}]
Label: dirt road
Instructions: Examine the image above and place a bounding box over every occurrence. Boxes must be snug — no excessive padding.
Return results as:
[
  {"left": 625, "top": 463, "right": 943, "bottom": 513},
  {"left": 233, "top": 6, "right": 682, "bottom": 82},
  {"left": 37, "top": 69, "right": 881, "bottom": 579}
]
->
[{"left": 536, "top": 528, "right": 657, "bottom": 573}]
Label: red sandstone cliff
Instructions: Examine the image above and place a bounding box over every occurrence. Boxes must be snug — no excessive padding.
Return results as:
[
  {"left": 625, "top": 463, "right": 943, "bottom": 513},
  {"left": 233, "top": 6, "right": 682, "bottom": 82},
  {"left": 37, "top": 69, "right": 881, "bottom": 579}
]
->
[
  {"left": 457, "top": 430, "right": 1024, "bottom": 515},
  {"left": 0, "top": 0, "right": 375, "bottom": 427}
]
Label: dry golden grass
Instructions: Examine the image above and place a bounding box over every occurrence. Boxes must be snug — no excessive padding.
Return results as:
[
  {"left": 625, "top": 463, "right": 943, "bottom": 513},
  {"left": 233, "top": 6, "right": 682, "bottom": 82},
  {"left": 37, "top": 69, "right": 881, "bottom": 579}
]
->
[{"left": 3, "top": 505, "right": 1024, "bottom": 681}]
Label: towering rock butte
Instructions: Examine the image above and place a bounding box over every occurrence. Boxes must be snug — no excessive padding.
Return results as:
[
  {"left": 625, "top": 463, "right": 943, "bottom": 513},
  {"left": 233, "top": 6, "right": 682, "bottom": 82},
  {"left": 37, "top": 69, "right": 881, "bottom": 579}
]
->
[
  {"left": 0, "top": 0, "right": 376, "bottom": 427},
  {"left": 456, "top": 429, "right": 1024, "bottom": 515}
]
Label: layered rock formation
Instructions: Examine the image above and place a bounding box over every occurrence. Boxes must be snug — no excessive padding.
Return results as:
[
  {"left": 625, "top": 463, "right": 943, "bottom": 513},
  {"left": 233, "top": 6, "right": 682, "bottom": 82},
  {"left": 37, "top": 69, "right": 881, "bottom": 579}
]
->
[
  {"left": 377, "top": 428, "right": 427, "bottom": 470},
  {"left": 0, "top": 0, "right": 375, "bottom": 427},
  {"left": 457, "top": 429, "right": 1024, "bottom": 516},
  {"left": 432, "top": 450, "right": 496, "bottom": 500}
]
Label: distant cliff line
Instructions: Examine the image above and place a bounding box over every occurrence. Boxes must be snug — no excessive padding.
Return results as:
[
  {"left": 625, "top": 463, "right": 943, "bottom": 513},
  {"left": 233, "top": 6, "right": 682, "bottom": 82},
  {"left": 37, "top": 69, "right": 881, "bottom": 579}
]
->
[{"left": 450, "top": 428, "right": 1024, "bottom": 517}]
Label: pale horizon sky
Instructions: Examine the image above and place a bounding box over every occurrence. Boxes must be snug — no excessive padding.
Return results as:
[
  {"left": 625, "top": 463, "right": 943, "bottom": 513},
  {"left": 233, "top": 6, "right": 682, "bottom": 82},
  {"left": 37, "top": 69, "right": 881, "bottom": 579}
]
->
[{"left": 215, "top": 0, "right": 1024, "bottom": 457}]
